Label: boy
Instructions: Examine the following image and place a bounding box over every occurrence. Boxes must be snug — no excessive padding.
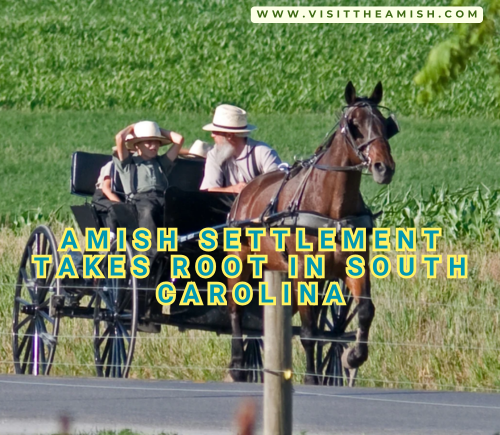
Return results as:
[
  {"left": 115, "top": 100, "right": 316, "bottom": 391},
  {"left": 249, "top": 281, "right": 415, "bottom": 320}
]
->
[
  {"left": 113, "top": 121, "right": 184, "bottom": 257},
  {"left": 92, "top": 148, "right": 122, "bottom": 240}
]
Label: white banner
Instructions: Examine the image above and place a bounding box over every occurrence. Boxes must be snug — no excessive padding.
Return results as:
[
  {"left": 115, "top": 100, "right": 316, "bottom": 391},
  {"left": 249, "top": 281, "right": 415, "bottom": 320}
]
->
[{"left": 251, "top": 7, "right": 483, "bottom": 24}]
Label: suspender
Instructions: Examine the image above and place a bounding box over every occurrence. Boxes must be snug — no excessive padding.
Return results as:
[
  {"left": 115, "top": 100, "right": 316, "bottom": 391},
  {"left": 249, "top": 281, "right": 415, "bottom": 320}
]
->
[
  {"left": 128, "top": 161, "right": 137, "bottom": 197},
  {"left": 127, "top": 156, "right": 168, "bottom": 200},
  {"left": 249, "top": 145, "right": 259, "bottom": 179}
]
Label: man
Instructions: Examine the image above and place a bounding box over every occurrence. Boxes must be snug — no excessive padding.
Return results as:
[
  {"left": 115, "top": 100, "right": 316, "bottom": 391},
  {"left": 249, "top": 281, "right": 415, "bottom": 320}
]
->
[
  {"left": 113, "top": 120, "right": 184, "bottom": 256},
  {"left": 200, "top": 104, "right": 282, "bottom": 194}
]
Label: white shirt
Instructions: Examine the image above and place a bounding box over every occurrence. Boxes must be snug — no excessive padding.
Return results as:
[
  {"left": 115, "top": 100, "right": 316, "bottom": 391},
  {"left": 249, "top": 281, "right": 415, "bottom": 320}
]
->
[
  {"left": 95, "top": 161, "right": 113, "bottom": 190},
  {"left": 200, "top": 138, "right": 282, "bottom": 190}
]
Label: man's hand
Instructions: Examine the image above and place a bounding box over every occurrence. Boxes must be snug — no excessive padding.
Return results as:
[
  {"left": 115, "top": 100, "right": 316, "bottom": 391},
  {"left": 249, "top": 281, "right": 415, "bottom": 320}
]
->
[
  {"left": 207, "top": 182, "right": 247, "bottom": 194},
  {"left": 233, "top": 182, "right": 247, "bottom": 194}
]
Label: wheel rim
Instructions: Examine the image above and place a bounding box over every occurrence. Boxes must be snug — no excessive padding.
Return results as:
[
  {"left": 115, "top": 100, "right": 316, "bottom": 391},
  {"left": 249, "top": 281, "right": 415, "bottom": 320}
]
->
[
  {"left": 317, "top": 279, "right": 357, "bottom": 386},
  {"left": 94, "top": 241, "right": 137, "bottom": 378},
  {"left": 12, "top": 225, "right": 61, "bottom": 376}
]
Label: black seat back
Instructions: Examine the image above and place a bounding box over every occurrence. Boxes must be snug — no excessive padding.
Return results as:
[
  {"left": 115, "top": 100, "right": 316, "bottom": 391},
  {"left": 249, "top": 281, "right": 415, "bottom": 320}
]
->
[
  {"left": 164, "top": 187, "right": 235, "bottom": 235},
  {"left": 168, "top": 156, "right": 206, "bottom": 191},
  {"left": 71, "top": 152, "right": 112, "bottom": 197}
]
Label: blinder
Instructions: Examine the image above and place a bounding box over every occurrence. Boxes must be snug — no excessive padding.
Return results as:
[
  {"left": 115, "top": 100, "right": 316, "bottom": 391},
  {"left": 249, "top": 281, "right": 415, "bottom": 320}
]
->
[{"left": 385, "top": 113, "right": 400, "bottom": 139}]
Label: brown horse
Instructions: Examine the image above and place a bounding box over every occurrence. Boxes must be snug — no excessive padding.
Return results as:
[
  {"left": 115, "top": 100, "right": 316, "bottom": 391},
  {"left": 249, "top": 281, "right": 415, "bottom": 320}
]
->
[{"left": 227, "top": 82, "right": 396, "bottom": 384}]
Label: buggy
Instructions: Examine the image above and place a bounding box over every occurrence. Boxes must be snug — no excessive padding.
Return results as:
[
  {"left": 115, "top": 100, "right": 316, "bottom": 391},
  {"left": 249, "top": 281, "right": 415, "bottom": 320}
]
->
[{"left": 12, "top": 151, "right": 358, "bottom": 384}]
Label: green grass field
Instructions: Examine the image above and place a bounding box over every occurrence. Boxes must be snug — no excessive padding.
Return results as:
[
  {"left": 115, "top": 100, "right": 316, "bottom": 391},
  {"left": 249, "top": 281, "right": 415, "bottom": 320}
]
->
[
  {"left": 0, "top": 0, "right": 499, "bottom": 395},
  {"left": 0, "top": 0, "right": 499, "bottom": 117},
  {"left": 1, "top": 111, "right": 500, "bottom": 219},
  {"left": 2, "top": 225, "right": 500, "bottom": 392}
]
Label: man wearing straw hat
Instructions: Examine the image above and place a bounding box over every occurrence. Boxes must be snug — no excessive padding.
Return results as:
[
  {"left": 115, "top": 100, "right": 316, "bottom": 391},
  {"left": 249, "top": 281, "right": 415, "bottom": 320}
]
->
[
  {"left": 113, "top": 120, "right": 184, "bottom": 256},
  {"left": 200, "top": 104, "right": 282, "bottom": 194}
]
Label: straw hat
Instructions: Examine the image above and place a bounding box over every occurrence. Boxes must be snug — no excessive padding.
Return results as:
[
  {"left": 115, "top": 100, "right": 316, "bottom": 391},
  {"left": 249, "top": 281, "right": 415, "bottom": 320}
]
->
[
  {"left": 187, "top": 140, "right": 213, "bottom": 158},
  {"left": 203, "top": 104, "right": 257, "bottom": 134},
  {"left": 125, "top": 121, "right": 172, "bottom": 150}
]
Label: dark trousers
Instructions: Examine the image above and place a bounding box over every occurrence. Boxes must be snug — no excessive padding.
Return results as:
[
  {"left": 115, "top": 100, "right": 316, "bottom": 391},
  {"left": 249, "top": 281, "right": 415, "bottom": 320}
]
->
[
  {"left": 92, "top": 189, "right": 120, "bottom": 234},
  {"left": 131, "top": 192, "right": 165, "bottom": 258}
]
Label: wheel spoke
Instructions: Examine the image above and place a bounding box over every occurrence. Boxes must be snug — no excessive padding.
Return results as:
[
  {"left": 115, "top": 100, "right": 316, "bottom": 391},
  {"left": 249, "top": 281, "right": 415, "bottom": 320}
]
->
[
  {"left": 15, "top": 297, "right": 32, "bottom": 307},
  {"left": 118, "top": 337, "right": 127, "bottom": 377},
  {"left": 18, "top": 320, "right": 35, "bottom": 354},
  {"left": 15, "top": 315, "right": 33, "bottom": 333},
  {"left": 41, "top": 234, "right": 48, "bottom": 255},
  {"left": 45, "top": 267, "right": 56, "bottom": 290},
  {"left": 117, "top": 322, "right": 131, "bottom": 344},
  {"left": 101, "top": 328, "right": 112, "bottom": 357},
  {"left": 39, "top": 336, "right": 47, "bottom": 374},
  {"left": 38, "top": 309, "right": 55, "bottom": 325},
  {"left": 111, "top": 331, "right": 118, "bottom": 377},
  {"left": 21, "top": 334, "right": 34, "bottom": 374},
  {"left": 343, "top": 304, "right": 359, "bottom": 330},
  {"left": 99, "top": 290, "right": 114, "bottom": 311},
  {"left": 26, "top": 246, "right": 37, "bottom": 281},
  {"left": 117, "top": 289, "right": 131, "bottom": 313},
  {"left": 20, "top": 269, "right": 36, "bottom": 301},
  {"left": 97, "top": 324, "right": 113, "bottom": 347}
]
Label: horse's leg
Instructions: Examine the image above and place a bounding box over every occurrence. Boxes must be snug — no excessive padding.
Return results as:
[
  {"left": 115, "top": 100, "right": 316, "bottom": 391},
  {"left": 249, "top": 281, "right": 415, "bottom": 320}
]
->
[
  {"left": 297, "top": 279, "right": 319, "bottom": 385},
  {"left": 227, "top": 249, "right": 252, "bottom": 382},
  {"left": 341, "top": 274, "right": 375, "bottom": 370}
]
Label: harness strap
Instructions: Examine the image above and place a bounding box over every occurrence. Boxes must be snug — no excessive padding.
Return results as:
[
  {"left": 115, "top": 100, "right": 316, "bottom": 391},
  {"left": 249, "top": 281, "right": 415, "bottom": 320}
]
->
[
  {"left": 229, "top": 210, "right": 380, "bottom": 240},
  {"left": 262, "top": 211, "right": 377, "bottom": 235},
  {"left": 314, "top": 163, "right": 367, "bottom": 172}
]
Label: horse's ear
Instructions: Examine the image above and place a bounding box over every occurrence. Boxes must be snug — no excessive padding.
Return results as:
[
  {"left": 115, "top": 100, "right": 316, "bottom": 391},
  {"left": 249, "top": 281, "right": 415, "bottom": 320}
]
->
[
  {"left": 345, "top": 81, "right": 356, "bottom": 105},
  {"left": 370, "top": 82, "right": 383, "bottom": 105}
]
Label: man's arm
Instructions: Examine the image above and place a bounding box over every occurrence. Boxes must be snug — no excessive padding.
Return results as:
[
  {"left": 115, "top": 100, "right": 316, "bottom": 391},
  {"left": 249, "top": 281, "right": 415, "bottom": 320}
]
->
[
  {"left": 258, "top": 145, "right": 282, "bottom": 173},
  {"left": 102, "top": 178, "right": 122, "bottom": 202},
  {"left": 159, "top": 128, "right": 185, "bottom": 161},
  {"left": 115, "top": 124, "right": 135, "bottom": 161},
  {"left": 207, "top": 183, "right": 246, "bottom": 194},
  {"left": 200, "top": 150, "right": 224, "bottom": 191}
]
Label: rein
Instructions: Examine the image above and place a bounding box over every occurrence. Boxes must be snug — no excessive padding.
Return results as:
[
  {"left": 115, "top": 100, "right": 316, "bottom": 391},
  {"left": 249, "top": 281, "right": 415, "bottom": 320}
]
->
[{"left": 228, "top": 100, "right": 396, "bottom": 232}]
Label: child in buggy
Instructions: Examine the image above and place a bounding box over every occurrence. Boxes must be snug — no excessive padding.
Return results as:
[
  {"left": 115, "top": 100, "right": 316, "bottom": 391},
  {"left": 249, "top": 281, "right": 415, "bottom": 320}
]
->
[
  {"left": 113, "top": 121, "right": 185, "bottom": 258},
  {"left": 91, "top": 147, "right": 124, "bottom": 242}
]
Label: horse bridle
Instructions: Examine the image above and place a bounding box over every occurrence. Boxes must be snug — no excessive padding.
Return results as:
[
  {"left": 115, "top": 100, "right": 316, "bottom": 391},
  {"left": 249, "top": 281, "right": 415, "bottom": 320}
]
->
[
  {"left": 314, "top": 101, "right": 399, "bottom": 173},
  {"left": 234, "top": 101, "right": 399, "bottom": 224}
]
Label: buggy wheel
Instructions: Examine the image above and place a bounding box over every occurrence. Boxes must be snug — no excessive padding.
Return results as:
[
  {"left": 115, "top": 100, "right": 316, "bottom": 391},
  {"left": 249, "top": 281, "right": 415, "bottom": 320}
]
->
[
  {"left": 93, "top": 241, "right": 138, "bottom": 378},
  {"left": 12, "top": 225, "right": 61, "bottom": 375},
  {"left": 242, "top": 336, "right": 263, "bottom": 383},
  {"left": 316, "top": 279, "right": 358, "bottom": 386}
]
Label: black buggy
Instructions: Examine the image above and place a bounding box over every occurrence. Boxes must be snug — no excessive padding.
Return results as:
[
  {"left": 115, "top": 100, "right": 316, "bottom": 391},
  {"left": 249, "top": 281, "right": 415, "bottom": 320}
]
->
[{"left": 12, "top": 151, "right": 358, "bottom": 384}]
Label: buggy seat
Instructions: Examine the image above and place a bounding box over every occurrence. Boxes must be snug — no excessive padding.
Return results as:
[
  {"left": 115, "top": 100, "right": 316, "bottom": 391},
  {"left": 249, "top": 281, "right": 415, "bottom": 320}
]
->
[{"left": 69, "top": 152, "right": 221, "bottom": 236}]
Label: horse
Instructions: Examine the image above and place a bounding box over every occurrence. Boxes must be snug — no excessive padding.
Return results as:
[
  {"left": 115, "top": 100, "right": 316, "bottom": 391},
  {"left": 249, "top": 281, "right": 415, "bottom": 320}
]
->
[{"left": 226, "top": 81, "right": 397, "bottom": 385}]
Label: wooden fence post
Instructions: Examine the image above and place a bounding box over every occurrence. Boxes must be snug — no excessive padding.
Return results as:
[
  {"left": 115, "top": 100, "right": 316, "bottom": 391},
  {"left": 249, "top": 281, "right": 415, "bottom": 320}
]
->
[{"left": 263, "top": 271, "right": 292, "bottom": 435}]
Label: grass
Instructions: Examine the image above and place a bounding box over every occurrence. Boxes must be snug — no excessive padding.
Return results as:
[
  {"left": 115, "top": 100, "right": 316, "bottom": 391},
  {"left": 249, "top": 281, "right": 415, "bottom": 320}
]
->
[
  {"left": 1, "top": 111, "right": 500, "bottom": 218},
  {"left": 2, "top": 224, "right": 500, "bottom": 391},
  {"left": 0, "top": 0, "right": 499, "bottom": 117}
]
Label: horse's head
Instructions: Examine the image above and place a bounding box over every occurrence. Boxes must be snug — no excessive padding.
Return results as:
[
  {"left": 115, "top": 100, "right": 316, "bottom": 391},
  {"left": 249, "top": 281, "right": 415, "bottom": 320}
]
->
[{"left": 341, "top": 81, "right": 397, "bottom": 184}]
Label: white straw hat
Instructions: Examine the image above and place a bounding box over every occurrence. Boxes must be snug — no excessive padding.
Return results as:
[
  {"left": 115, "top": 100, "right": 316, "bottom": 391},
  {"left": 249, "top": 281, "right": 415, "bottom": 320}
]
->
[
  {"left": 203, "top": 104, "right": 257, "bottom": 134},
  {"left": 188, "top": 140, "right": 213, "bottom": 158},
  {"left": 125, "top": 121, "right": 171, "bottom": 150}
]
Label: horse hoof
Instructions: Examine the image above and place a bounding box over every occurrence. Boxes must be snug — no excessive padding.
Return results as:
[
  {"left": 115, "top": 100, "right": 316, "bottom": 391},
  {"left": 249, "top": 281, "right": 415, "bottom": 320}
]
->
[
  {"left": 341, "top": 348, "right": 356, "bottom": 370},
  {"left": 229, "top": 368, "right": 247, "bottom": 383},
  {"left": 304, "top": 374, "right": 318, "bottom": 386},
  {"left": 341, "top": 347, "right": 367, "bottom": 370}
]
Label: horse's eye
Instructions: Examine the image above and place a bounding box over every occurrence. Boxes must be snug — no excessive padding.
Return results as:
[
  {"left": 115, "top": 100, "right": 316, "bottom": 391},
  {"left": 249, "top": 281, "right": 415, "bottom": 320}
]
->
[{"left": 349, "top": 122, "right": 362, "bottom": 138}]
